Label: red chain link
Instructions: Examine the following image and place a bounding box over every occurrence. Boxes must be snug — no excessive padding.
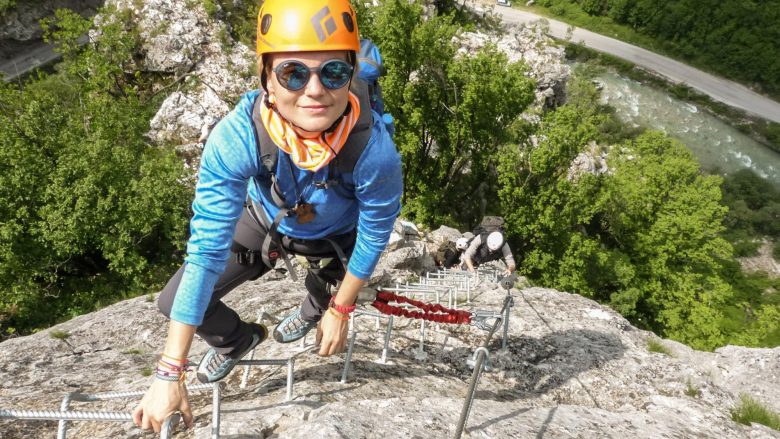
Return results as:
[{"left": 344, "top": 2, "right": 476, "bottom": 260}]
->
[{"left": 371, "top": 291, "right": 472, "bottom": 324}]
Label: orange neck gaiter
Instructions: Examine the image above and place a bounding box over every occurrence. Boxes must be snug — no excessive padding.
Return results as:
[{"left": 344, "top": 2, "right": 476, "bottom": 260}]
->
[{"left": 259, "top": 92, "right": 361, "bottom": 172}]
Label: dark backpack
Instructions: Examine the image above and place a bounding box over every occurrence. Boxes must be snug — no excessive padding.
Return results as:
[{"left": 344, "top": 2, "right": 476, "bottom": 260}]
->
[
  {"left": 358, "top": 38, "right": 395, "bottom": 136},
  {"left": 472, "top": 216, "right": 505, "bottom": 237}
]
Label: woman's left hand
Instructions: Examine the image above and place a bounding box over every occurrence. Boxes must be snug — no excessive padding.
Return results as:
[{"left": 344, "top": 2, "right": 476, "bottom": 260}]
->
[{"left": 315, "top": 310, "right": 350, "bottom": 356}]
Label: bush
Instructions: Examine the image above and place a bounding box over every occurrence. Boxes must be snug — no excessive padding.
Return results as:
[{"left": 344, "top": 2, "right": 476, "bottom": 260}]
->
[
  {"left": 0, "top": 7, "right": 191, "bottom": 336},
  {"left": 730, "top": 239, "right": 761, "bottom": 258}
]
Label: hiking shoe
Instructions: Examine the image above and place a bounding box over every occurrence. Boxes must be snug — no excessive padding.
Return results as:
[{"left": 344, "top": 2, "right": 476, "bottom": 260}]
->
[
  {"left": 196, "top": 323, "right": 268, "bottom": 383},
  {"left": 273, "top": 307, "right": 318, "bottom": 343}
]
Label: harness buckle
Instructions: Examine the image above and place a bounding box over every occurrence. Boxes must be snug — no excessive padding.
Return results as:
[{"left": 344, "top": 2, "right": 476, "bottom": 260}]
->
[{"left": 314, "top": 179, "right": 341, "bottom": 190}]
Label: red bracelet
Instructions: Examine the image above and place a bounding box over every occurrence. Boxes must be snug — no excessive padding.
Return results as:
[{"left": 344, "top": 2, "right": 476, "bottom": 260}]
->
[{"left": 329, "top": 296, "right": 356, "bottom": 314}]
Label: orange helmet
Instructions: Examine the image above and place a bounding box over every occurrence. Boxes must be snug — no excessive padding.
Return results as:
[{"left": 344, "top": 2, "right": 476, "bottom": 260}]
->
[{"left": 256, "top": 0, "right": 360, "bottom": 57}]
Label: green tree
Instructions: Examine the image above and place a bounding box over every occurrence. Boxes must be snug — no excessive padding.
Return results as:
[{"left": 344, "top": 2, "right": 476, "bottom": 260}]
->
[
  {"left": 363, "top": 0, "right": 536, "bottom": 227},
  {"left": 0, "top": 8, "right": 191, "bottom": 336},
  {"left": 497, "top": 93, "right": 735, "bottom": 349},
  {"left": 603, "top": 132, "right": 733, "bottom": 348}
]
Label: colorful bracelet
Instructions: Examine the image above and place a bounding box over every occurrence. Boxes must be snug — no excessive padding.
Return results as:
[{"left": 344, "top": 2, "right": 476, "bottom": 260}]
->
[
  {"left": 155, "top": 374, "right": 180, "bottom": 382},
  {"left": 155, "top": 366, "right": 187, "bottom": 382},
  {"left": 327, "top": 307, "right": 350, "bottom": 321},
  {"left": 158, "top": 359, "right": 189, "bottom": 372},
  {"left": 161, "top": 353, "right": 187, "bottom": 364},
  {"left": 329, "top": 296, "right": 356, "bottom": 314}
]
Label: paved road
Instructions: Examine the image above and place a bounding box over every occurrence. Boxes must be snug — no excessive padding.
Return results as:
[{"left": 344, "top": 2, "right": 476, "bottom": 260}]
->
[
  {"left": 492, "top": 7, "right": 780, "bottom": 123},
  {"left": 1, "top": 42, "right": 61, "bottom": 81},
  {"left": 0, "top": 36, "right": 88, "bottom": 83}
]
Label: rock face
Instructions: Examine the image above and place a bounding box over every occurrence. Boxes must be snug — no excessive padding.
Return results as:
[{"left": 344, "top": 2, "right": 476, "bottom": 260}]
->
[
  {"left": 738, "top": 240, "right": 780, "bottom": 278},
  {"left": 456, "top": 24, "right": 570, "bottom": 109},
  {"left": 94, "top": 0, "right": 257, "bottom": 156},
  {"left": 0, "top": 248, "right": 779, "bottom": 439}
]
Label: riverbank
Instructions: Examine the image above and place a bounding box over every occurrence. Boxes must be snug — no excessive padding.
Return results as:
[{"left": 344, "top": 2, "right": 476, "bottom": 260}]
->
[{"left": 566, "top": 43, "right": 780, "bottom": 156}]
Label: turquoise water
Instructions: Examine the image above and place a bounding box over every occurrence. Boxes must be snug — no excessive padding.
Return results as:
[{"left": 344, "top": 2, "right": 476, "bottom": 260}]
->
[{"left": 594, "top": 70, "right": 780, "bottom": 185}]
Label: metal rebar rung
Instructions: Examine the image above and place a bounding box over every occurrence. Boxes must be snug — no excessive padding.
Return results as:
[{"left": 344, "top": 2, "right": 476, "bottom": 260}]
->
[
  {"left": 67, "top": 383, "right": 215, "bottom": 402},
  {"left": 0, "top": 409, "right": 133, "bottom": 422}
]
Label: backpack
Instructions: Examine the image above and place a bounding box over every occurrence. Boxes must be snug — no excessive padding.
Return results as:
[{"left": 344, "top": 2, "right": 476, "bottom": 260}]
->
[
  {"left": 358, "top": 39, "right": 385, "bottom": 114},
  {"left": 358, "top": 38, "right": 395, "bottom": 136},
  {"left": 472, "top": 216, "right": 505, "bottom": 237}
]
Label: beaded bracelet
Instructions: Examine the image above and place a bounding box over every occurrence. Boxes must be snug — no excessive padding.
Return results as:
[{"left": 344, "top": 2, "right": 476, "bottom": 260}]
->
[{"left": 329, "top": 296, "right": 356, "bottom": 314}]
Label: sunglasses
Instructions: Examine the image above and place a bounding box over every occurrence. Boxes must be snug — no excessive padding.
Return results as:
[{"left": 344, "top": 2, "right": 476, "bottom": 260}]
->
[{"left": 272, "top": 59, "right": 354, "bottom": 91}]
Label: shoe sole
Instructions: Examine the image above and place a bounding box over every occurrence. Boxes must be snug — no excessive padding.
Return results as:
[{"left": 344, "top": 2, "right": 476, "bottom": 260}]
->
[{"left": 196, "top": 324, "right": 268, "bottom": 383}]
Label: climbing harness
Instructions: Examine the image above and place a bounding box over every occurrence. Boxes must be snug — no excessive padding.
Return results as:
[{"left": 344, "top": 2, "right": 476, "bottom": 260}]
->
[{"left": 245, "top": 81, "right": 373, "bottom": 282}]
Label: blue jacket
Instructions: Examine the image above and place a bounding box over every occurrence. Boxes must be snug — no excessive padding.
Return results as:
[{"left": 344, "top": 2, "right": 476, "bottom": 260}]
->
[{"left": 170, "top": 90, "right": 403, "bottom": 325}]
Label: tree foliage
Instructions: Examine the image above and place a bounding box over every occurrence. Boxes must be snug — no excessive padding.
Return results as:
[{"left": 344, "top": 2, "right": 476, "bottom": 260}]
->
[
  {"left": 720, "top": 169, "right": 780, "bottom": 256},
  {"left": 357, "top": 0, "right": 536, "bottom": 228},
  {"left": 497, "top": 78, "right": 739, "bottom": 349},
  {"left": 535, "top": 0, "right": 780, "bottom": 96},
  {"left": 0, "top": 8, "right": 191, "bottom": 336}
]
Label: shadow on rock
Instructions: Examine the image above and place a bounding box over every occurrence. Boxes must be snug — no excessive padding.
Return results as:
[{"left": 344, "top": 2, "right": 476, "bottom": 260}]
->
[{"left": 443, "top": 328, "right": 626, "bottom": 402}]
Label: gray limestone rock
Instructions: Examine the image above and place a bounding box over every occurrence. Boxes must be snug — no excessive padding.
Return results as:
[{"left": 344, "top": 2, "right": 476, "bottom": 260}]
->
[
  {"left": 90, "top": 0, "right": 257, "bottom": 153},
  {"left": 428, "top": 225, "right": 464, "bottom": 247},
  {"left": 456, "top": 25, "right": 570, "bottom": 110},
  {"left": 567, "top": 140, "right": 610, "bottom": 181},
  {"left": 1, "top": 249, "right": 778, "bottom": 438}
]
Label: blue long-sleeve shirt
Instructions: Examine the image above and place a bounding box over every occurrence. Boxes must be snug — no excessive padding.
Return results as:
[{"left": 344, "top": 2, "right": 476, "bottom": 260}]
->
[{"left": 170, "top": 90, "right": 403, "bottom": 325}]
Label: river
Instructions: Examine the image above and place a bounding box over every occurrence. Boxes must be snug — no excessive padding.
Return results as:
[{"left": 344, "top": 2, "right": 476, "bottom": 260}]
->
[{"left": 593, "top": 69, "right": 780, "bottom": 185}]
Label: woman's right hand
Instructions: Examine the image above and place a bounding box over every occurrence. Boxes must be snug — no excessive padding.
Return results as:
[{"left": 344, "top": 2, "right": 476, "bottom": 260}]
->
[{"left": 132, "top": 379, "right": 194, "bottom": 433}]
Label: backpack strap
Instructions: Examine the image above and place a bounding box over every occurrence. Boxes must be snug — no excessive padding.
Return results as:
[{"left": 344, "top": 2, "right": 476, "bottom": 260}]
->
[
  {"left": 321, "top": 79, "right": 373, "bottom": 197},
  {"left": 251, "top": 95, "right": 287, "bottom": 209}
]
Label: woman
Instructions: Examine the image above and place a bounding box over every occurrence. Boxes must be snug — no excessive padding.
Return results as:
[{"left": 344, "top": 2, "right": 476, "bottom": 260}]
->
[{"left": 132, "top": 0, "right": 402, "bottom": 432}]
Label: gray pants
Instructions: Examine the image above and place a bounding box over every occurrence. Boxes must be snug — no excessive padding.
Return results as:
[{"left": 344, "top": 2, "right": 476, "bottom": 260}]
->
[{"left": 158, "top": 205, "right": 355, "bottom": 356}]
